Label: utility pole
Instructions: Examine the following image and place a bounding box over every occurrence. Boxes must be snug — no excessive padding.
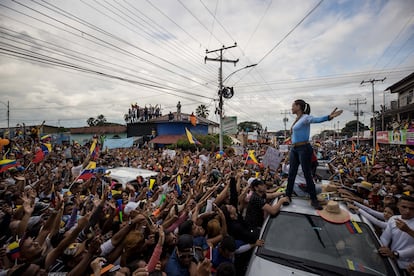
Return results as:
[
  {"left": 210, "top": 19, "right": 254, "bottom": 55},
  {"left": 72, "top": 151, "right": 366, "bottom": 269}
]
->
[
  {"left": 349, "top": 98, "right": 367, "bottom": 146},
  {"left": 361, "top": 78, "right": 386, "bottom": 153},
  {"left": 7, "top": 101, "right": 9, "bottom": 137},
  {"left": 205, "top": 43, "right": 239, "bottom": 152},
  {"left": 337, "top": 120, "right": 340, "bottom": 141},
  {"left": 0, "top": 100, "right": 9, "bottom": 138},
  {"left": 281, "top": 110, "right": 290, "bottom": 140}
]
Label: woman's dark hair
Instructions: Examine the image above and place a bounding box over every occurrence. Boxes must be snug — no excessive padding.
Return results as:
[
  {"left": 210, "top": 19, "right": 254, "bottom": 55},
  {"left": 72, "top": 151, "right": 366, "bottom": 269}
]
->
[
  {"left": 384, "top": 203, "right": 399, "bottom": 215},
  {"left": 294, "top": 99, "right": 311, "bottom": 114}
]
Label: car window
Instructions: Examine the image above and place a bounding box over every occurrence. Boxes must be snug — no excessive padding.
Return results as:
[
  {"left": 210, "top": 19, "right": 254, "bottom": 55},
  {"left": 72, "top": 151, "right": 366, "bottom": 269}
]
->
[{"left": 258, "top": 212, "right": 395, "bottom": 276}]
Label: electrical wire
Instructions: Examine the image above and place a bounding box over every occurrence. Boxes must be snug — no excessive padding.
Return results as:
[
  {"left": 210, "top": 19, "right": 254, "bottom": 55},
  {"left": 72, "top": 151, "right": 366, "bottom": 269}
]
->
[
  {"left": 10, "top": 0, "right": 212, "bottom": 86},
  {"left": 256, "top": 0, "right": 323, "bottom": 65}
]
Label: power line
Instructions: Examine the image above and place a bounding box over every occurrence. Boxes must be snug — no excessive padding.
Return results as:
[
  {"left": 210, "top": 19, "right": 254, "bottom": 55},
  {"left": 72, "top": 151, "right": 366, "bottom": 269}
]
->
[
  {"left": 199, "top": 0, "right": 237, "bottom": 45},
  {"left": 88, "top": 0, "right": 213, "bottom": 77},
  {"left": 0, "top": 46, "right": 215, "bottom": 101},
  {"left": 118, "top": 0, "right": 216, "bottom": 73},
  {"left": 8, "top": 0, "right": 211, "bottom": 86},
  {"left": 256, "top": 0, "right": 323, "bottom": 65},
  {"left": 177, "top": 0, "right": 229, "bottom": 47},
  {"left": 242, "top": 0, "right": 273, "bottom": 53}
]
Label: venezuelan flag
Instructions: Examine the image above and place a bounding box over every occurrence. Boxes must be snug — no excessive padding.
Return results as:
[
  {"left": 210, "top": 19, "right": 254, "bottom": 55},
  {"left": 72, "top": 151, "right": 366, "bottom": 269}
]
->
[
  {"left": 406, "top": 147, "right": 414, "bottom": 166},
  {"left": 7, "top": 240, "right": 20, "bottom": 260},
  {"left": 41, "top": 143, "right": 52, "bottom": 155},
  {"left": 89, "top": 139, "right": 97, "bottom": 155},
  {"left": 91, "top": 144, "right": 100, "bottom": 160},
  {"left": 176, "top": 175, "right": 182, "bottom": 196},
  {"left": 78, "top": 161, "right": 97, "bottom": 180},
  {"left": 85, "top": 161, "right": 96, "bottom": 170},
  {"left": 40, "top": 134, "right": 51, "bottom": 142},
  {"left": 78, "top": 169, "right": 95, "bottom": 180},
  {"left": 185, "top": 128, "right": 201, "bottom": 145},
  {"left": 32, "top": 149, "right": 44, "bottom": 164},
  {"left": 0, "top": 159, "right": 20, "bottom": 172},
  {"left": 246, "top": 150, "right": 259, "bottom": 165}
]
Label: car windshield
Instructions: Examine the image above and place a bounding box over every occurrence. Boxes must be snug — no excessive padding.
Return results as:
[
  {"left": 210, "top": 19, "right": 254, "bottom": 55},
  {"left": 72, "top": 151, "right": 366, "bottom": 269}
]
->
[{"left": 258, "top": 212, "right": 395, "bottom": 276}]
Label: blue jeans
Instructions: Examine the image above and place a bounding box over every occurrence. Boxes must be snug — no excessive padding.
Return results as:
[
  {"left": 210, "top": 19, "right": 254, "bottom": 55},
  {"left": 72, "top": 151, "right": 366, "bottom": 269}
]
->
[{"left": 286, "top": 143, "right": 317, "bottom": 200}]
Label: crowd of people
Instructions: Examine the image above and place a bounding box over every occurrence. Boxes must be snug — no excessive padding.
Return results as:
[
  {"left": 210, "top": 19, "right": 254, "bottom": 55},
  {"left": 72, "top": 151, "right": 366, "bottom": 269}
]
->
[
  {"left": 0, "top": 130, "right": 414, "bottom": 275},
  {"left": 125, "top": 104, "right": 162, "bottom": 124}
]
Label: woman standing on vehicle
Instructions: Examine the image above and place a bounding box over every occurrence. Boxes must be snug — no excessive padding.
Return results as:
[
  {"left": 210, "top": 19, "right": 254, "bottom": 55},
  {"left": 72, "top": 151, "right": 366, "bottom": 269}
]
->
[{"left": 284, "top": 99, "right": 343, "bottom": 210}]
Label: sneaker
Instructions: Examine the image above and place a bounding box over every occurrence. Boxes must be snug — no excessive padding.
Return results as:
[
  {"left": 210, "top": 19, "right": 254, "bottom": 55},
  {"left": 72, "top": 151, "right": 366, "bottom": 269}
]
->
[
  {"left": 311, "top": 200, "right": 323, "bottom": 210},
  {"left": 282, "top": 195, "right": 291, "bottom": 206}
]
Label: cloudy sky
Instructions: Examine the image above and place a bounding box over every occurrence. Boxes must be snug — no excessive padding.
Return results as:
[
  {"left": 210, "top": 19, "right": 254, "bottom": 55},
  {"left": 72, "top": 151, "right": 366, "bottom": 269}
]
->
[{"left": 1, "top": 0, "right": 414, "bottom": 136}]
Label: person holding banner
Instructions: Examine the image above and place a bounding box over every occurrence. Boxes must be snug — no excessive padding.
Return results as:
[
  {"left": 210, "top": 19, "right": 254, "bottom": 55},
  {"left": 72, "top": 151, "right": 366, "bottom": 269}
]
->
[{"left": 284, "top": 99, "right": 343, "bottom": 210}]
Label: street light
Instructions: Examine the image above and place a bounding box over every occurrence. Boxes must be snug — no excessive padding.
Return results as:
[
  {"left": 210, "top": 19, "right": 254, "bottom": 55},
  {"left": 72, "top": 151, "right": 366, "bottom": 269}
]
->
[
  {"left": 219, "top": 64, "right": 257, "bottom": 151},
  {"left": 222, "top": 64, "right": 257, "bottom": 83},
  {"left": 0, "top": 101, "right": 9, "bottom": 138}
]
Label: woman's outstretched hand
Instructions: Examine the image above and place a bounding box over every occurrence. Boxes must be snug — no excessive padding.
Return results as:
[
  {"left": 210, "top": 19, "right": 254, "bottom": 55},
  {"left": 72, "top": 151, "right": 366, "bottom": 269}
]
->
[{"left": 330, "top": 108, "right": 343, "bottom": 119}]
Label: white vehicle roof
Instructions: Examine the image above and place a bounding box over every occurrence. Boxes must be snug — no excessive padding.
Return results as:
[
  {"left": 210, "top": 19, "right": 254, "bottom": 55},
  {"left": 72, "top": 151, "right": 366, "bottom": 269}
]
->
[
  {"left": 106, "top": 167, "right": 158, "bottom": 187},
  {"left": 246, "top": 197, "right": 400, "bottom": 276}
]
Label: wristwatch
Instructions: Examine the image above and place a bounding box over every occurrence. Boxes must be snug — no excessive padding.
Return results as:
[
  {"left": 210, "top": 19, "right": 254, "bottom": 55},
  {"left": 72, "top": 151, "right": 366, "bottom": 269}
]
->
[{"left": 393, "top": 251, "right": 399, "bottom": 259}]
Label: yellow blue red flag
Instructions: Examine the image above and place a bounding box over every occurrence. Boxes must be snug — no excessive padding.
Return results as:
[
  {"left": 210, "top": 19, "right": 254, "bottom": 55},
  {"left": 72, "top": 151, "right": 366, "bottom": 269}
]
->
[{"left": 185, "top": 128, "right": 201, "bottom": 145}]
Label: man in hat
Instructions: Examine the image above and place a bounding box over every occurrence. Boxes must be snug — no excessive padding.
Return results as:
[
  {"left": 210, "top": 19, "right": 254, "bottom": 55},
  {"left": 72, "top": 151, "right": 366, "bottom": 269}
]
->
[
  {"left": 245, "top": 179, "right": 288, "bottom": 236},
  {"left": 379, "top": 195, "right": 414, "bottom": 273},
  {"left": 165, "top": 234, "right": 197, "bottom": 276}
]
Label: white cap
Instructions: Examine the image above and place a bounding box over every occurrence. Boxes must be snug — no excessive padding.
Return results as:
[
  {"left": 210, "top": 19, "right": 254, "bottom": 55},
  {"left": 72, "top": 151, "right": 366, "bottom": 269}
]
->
[
  {"left": 123, "top": 201, "right": 139, "bottom": 216},
  {"left": 247, "top": 177, "right": 257, "bottom": 186}
]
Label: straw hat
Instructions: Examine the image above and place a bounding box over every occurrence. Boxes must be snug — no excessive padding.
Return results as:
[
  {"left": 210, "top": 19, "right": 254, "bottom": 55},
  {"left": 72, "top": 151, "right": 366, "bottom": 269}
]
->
[
  {"left": 317, "top": 200, "right": 350, "bottom": 224},
  {"left": 14, "top": 176, "right": 25, "bottom": 182},
  {"left": 353, "top": 181, "right": 372, "bottom": 191}
]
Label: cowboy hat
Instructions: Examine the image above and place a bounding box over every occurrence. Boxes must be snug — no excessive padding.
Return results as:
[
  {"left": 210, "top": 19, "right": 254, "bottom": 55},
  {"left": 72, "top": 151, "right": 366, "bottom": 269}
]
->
[{"left": 317, "top": 200, "right": 350, "bottom": 224}]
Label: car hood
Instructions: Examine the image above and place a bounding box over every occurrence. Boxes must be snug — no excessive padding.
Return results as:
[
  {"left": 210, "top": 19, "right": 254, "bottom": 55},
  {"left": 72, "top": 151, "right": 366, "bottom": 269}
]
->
[{"left": 246, "top": 255, "right": 319, "bottom": 276}]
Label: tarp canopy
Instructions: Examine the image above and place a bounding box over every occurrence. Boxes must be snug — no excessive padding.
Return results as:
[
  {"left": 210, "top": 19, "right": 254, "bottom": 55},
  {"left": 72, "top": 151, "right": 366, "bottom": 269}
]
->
[{"left": 103, "top": 137, "right": 134, "bottom": 149}]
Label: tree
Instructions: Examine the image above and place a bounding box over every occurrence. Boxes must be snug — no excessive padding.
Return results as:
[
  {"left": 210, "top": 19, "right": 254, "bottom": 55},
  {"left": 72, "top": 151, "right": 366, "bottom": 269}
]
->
[
  {"left": 196, "top": 104, "right": 209, "bottom": 118},
  {"left": 95, "top": 114, "right": 107, "bottom": 126},
  {"left": 87, "top": 117, "right": 96, "bottom": 127},
  {"left": 341, "top": 120, "right": 369, "bottom": 138},
  {"left": 86, "top": 115, "right": 107, "bottom": 126},
  {"left": 238, "top": 121, "right": 262, "bottom": 132}
]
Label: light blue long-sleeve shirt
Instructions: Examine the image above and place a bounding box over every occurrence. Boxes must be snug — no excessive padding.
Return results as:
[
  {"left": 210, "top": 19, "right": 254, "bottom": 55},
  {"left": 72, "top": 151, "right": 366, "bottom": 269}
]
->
[{"left": 291, "top": 114, "right": 329, "bottom": 144}]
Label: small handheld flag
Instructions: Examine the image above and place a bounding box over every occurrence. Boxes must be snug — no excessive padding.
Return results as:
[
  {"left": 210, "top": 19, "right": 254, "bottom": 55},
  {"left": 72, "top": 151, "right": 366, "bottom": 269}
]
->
[
  {"left": 176, "top": 175, "right": 182, "bottom": 196},
  {"left": 149, "top": 178, "right": 156, "bottom": 190},
  {"left": 185, "top": 128, "right": 201, "bottom": 145},
  {"left": 246, "top": 150, "right": 259, "bottom": 165},
  {"left": 7, "top": 240, "right": 20, "bottom": 260},
  {"left": 0, "top": 159, "right": 20, "bottom": 172}
]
